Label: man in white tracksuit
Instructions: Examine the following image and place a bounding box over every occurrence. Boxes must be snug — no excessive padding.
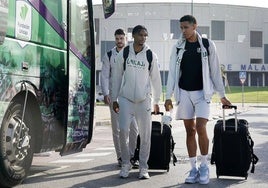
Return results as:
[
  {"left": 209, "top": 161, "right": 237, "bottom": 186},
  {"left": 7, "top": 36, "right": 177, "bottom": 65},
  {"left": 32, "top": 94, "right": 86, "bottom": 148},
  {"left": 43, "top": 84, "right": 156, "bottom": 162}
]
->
[
  {"left": 112, "top": 25, "right": 162, "bottom": 179},
  {"left": 101, "top": 29, "right": 139, "bottom": 167}
]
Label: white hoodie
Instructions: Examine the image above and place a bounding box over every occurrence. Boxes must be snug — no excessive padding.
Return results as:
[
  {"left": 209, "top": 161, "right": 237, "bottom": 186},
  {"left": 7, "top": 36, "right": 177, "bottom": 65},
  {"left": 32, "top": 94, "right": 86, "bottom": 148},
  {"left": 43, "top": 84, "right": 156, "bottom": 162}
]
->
[
  {"left": 101, "top": 47, "right": 118, "bottom": 97},
  {"left": 112, "top": 43, "right": 161, "bottom": 105},
  {"left": 166, "top": 32, "right": 226, "bottom": 104}
]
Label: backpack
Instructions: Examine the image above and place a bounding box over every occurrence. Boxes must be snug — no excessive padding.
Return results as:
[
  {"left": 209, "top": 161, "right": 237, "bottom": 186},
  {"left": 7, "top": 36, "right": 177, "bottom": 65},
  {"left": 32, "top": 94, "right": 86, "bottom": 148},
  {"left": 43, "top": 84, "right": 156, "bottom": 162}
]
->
[
  {"left": 123, "top": 45, "right": 153, "bottom": 71},
  {"left": 176, "top": 37, "right": 210, "bottom": 56},
  {"left": 107, "top": 50, "right": 112, "bottom": 61}
]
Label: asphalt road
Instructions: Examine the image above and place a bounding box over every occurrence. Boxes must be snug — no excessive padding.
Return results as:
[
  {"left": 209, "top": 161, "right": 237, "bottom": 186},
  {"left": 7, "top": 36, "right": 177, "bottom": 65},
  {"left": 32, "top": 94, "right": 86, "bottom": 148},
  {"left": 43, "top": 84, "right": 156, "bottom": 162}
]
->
[{"left": 16, "top": 103, "right": 268, "bottom": 188}]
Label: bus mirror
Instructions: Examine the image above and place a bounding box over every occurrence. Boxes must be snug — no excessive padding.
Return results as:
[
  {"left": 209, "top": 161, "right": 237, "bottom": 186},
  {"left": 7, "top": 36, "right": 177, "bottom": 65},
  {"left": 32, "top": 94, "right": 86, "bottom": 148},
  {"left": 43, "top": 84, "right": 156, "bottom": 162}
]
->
[{"left": 102, "top": 0, "right": 115, "bottom": 19}]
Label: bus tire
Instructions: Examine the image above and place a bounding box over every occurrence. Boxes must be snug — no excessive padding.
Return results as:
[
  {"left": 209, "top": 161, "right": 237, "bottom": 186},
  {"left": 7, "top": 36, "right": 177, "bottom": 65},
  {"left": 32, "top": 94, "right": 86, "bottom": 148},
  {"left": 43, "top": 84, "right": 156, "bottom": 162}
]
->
[{"left": 0, "top": 101, "right": 35, "bottom": 187}]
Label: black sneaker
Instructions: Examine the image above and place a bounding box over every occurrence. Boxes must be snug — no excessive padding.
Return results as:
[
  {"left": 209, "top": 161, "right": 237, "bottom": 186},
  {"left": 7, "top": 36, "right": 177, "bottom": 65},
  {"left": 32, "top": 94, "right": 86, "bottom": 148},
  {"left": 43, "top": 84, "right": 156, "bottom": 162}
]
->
[
  {"left": 117, "top": 157, "right": 122, "bottom": 167},
  {"left": 130, "top": 157, "right": 139, "bottom": 169}
]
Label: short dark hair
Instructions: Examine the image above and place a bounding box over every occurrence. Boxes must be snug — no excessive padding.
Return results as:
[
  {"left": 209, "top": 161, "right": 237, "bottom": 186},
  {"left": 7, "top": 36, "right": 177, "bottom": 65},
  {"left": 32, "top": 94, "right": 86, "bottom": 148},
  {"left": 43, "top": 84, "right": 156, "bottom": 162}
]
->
[
  {"left": 114, "top": 28, "right": 125, "bottom": 36},
  {"left": 179, "top": 15, "right": 197, "bottom": 24},
  {"left": 132, "top": 25, "right": 148, "bottom": 35}
]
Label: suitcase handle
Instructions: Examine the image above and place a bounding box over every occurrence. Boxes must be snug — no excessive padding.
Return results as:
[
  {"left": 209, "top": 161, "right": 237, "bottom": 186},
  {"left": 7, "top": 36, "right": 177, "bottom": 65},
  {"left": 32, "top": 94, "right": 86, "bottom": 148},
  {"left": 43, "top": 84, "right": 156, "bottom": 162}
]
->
[
  {"left": 151, "top": 111, "right": 164, "bottom": 115},
  {"left": 222, "top": 105, "right": 238, "bottom": 132},
  {"left": 222, "top": 105, "right": 237, "bottom": 110}
]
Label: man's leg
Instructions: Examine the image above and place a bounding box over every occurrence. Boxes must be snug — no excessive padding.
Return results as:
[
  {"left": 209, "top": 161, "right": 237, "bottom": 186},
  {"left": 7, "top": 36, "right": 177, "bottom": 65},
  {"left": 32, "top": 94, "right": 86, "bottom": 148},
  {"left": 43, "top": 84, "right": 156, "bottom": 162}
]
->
[
  {"left": 196, "top": 117, "right": 210, "bottom": 184},
  {"left": 196, "top": 118, "right": 209, "bottom": 156},
  {"left": 184, "top": 119, "right": 197, "bottom": 158},
  {"left": 118, "top": 97, "right": 133, "bottom": 178},
  {"left": 184, "top": 119, "right": 199, "bottom": 184},
  {"left": 129, "top": 118, "right": 139, "bottom": 168},
  {"left": 135, "top": 97, "right": 151, "bottom": 179},
  {"left": 109, "top": 104, "right": 121, "bottom": 165}
]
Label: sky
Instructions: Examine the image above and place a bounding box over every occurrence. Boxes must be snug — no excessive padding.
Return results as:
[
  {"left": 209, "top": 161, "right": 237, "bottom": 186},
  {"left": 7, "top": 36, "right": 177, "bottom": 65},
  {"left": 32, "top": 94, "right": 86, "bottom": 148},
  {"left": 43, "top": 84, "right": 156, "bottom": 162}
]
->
[{"left": 92, "top": 0, "right": 268, "bottom": 8}]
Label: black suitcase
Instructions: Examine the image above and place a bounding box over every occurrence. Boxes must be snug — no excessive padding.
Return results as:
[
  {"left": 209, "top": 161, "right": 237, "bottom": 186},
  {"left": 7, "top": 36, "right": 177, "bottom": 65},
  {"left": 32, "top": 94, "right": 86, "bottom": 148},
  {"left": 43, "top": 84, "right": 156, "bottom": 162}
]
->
[
  {"left": 134, "top": 112, "right": 177, "bottom": 171},
  {"left": 211, "top": 105, "right": 258, "bottom": 179}
]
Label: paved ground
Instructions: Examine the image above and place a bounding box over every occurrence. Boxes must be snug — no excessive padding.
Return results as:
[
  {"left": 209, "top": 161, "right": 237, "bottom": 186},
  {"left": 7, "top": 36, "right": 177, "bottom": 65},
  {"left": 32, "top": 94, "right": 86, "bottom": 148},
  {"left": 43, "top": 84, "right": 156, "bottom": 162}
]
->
[{"left": 93, "top": 102, "right": 267, "bottom": 187}]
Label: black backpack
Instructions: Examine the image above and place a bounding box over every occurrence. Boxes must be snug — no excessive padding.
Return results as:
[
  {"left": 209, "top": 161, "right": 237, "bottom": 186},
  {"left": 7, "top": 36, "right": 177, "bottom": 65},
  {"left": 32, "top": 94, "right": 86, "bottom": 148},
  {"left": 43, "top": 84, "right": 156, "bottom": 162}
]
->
[
  {"left": 123, "top": 45, "right": 153, "bottom": 71},
  {"left": 107, "top": 50, "right": 112, "bottom": 61}
]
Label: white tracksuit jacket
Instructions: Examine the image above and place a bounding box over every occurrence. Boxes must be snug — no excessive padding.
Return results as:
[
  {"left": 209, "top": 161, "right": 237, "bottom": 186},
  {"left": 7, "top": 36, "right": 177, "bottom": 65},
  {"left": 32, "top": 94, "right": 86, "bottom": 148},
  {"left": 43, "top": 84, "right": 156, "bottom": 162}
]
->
[
  {"left": 166, "top": 32, "right": 226, "bottom": 104},
  {"left": 100, "top": 47, "right": 138, "bottom": 160},
  {"left": 111, "top": 43, "right": 161, "bottom": 104},
  {"left": 111, "top": 43, "right": 162, "bottom": 169}
]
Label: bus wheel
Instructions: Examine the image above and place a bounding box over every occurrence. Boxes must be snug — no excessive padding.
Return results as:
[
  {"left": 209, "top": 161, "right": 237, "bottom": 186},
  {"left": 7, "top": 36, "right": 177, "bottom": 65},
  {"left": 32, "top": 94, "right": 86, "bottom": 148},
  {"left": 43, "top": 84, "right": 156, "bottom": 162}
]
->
[{"left": 0, "top": 102, "right": 35, "bottom": 187}]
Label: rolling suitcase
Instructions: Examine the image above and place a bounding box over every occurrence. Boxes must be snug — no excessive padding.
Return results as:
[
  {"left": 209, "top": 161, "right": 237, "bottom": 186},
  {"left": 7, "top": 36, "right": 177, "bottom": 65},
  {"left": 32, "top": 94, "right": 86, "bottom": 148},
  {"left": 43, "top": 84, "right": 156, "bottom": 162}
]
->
[
  {"left": 210, "top": 105, "right": 258, "bottom": 179},
  {"left": 134, "top": 112, "right": 177, "bottom": 171}
]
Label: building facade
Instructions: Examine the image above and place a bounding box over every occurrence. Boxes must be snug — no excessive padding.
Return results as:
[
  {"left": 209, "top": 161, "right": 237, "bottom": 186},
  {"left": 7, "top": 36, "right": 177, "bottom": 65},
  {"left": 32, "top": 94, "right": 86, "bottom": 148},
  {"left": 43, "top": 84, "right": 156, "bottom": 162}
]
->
[{"left": 93, "top": 2, "right": 268, "bottom": 87}]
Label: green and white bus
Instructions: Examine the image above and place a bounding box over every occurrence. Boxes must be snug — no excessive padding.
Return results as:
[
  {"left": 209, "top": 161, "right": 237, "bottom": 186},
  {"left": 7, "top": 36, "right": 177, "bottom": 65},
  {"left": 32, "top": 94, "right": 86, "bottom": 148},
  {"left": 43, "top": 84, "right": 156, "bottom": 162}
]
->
[{"left": 0, "top": 0, "right": 115, "bottom": 187}]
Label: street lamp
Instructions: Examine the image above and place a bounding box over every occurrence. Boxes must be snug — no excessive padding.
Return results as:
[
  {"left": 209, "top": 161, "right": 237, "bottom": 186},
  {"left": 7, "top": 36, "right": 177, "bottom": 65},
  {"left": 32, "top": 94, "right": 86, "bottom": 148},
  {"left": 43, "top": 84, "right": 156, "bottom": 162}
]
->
[
  {"left": 191, "top": 0, "right": 193, "bottom": 15},
  {"left": 162, "top": 33, "right": 173, "bottom": 101}
]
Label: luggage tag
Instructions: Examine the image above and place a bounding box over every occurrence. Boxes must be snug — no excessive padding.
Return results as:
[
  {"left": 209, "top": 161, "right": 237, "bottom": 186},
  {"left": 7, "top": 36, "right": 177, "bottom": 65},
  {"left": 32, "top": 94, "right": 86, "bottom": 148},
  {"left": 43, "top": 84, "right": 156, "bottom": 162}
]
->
[{"left": 161, "top": 111, "right": 172, "bottom": 134}]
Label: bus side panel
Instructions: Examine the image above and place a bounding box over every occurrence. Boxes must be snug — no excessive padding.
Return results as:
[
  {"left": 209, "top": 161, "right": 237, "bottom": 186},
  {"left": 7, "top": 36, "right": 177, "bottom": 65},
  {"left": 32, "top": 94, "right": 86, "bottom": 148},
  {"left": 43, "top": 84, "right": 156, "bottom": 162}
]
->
[{"left": 1, "top": 0, "right": 69, "bottom": 152}]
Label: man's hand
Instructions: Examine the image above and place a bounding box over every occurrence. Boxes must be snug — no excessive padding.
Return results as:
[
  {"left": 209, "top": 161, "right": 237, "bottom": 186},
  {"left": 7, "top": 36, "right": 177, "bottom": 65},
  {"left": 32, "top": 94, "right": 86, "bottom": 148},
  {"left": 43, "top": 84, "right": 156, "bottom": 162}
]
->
[
  {"left": 164, "top": 99, "right": 173, "bottom": 111},
  {"left": 104, "top": 95, "right": 111, "bottom": 105},
  {"left": 113, "top": 101, "right": 119, "bottom": 113},
  {"left": 153, "top": 104, "right": 160, "bottom": 114},
  {"left": 220, "top": 97, "right": 232, "bottom": 108}
]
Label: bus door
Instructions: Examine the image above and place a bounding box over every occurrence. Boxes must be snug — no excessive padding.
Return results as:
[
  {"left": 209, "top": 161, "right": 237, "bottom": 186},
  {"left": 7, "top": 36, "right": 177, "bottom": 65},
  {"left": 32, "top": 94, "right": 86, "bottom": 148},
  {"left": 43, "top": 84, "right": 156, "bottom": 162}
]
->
[{"left": 60, "top": 0, "right": 115, "bottom": 155}]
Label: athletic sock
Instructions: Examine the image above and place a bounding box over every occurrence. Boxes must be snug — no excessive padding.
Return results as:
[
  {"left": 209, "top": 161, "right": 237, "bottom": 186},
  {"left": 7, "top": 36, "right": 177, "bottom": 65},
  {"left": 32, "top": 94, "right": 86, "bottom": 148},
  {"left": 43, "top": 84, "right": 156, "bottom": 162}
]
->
[
  {"left": 200, "top": 155, "right": 208, "bottom": 166},
  {"left": 189, "top": 156, "right": 197, "bottom": 169}
]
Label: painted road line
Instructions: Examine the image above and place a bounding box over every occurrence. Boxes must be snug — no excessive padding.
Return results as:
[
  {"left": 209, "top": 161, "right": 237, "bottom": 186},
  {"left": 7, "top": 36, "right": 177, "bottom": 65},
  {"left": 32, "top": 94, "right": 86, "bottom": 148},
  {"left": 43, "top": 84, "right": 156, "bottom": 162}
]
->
[
  {"left": 94, "top": 147, "right": 115, "bottom": 151},
  {"left": 28, "top": 165, "right": 70, "bottom": 177},
  {"left": 50, "top": 158, "right": 94, "bottom": 163},
  {"left": 76, "top": 152, "right": 112, "bottom": 157}
]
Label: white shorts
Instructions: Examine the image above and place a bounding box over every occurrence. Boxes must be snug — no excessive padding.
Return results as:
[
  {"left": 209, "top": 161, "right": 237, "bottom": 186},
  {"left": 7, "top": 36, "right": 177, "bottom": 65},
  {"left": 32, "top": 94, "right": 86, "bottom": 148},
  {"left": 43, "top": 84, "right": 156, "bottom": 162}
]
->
[{"left": 175, "top": 88, "right": 210, "bottom": 120}]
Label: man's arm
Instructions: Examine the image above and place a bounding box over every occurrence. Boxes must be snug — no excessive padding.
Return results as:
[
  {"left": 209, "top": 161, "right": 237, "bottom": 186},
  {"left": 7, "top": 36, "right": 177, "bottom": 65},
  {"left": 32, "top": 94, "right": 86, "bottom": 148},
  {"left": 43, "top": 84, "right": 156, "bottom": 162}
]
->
[
  {"left": 100, "top": 53, "right": 110, "bottom": 98},
  {"left": 111, "top": 51, "right": 124, "bottom": 107},
  {"left": 150, "top": 52, "right": 161, "bottom": 114}
]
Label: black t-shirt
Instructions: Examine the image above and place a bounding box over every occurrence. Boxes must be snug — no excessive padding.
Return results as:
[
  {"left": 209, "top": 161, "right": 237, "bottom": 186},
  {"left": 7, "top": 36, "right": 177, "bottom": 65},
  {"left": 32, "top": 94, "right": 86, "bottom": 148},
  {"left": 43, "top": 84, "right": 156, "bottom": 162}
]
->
[{"left": 179, "top": 40, "right": 203, "bottom": 91}]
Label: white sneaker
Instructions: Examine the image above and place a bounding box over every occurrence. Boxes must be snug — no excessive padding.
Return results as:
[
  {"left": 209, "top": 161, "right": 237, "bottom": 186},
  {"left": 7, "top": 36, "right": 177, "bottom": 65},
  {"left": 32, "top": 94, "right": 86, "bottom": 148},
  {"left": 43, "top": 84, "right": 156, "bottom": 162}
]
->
[
  {"left": 185, "top": 167, "right": 199, "bottom": 184},
  {"left": 139, "top": 168, "right": 150, "bottom": 179},
  {"left": 199, "top": 164, "right": 209, "bottom": 184},
  {"left": 119, "top": 164, "right": 132, "bottom": 178}
]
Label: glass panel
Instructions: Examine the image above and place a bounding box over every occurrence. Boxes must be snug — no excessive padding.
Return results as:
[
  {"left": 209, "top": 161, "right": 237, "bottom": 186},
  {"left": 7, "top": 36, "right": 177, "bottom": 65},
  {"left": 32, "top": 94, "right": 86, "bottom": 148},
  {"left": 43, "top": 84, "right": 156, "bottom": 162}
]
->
[
  {"left": 250, "top": 31, "right": 262, "bottom": 47},
  {"left": 70, "top": 0, "right": 91, "bottom": 58},
  {"left": 170, "top": 19, "right": 181, "bottom": 39},
  {"left": 211, "top": 20, "right": 225, "bottom": 40}
]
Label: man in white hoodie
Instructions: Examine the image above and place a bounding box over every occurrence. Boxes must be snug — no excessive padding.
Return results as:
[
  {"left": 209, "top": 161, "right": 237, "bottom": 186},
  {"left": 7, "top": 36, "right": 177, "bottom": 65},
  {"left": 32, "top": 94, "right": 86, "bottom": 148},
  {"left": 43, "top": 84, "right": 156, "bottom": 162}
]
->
[
  {"left": 112, "top": 25, "right": 161, "bottom": 179},
  {"left": 164, "top": 15, "right": 231, "bottom": 185},
  {"left": 101, "top": 29, "right": 139, "bottom": 167}
]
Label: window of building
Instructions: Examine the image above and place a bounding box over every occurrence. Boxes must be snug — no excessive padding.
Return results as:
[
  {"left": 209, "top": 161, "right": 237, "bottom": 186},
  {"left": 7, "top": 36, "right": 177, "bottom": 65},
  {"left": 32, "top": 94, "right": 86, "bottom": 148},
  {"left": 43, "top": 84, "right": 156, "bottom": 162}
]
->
[
  {"left": 251, "top": 72, "right": 263, "bottom": 86},
  {"left": 265, "top": 44, "right": 268, "bottom": 64},
  {"left": 250, "top": 31, "right": 262, "bottom": 47},
  {"left": 95, "top": 18, "right": 99, "bottom": 45},
  {"left": 211, "top": 20, "right": 225, "bottom": 40},
  {"left": 170, "top": 19, "right": 181, "bottom": 39},
  {"left": 197, "top": 26, "right": 210, "bottom": 38},
  {"left": 127, "top": 28, "right": 134, "bottom": 42},
  {"left": 250, "top": 59, "right": 262, "bottom": 64},
  {"left": 101, "top": 40, "right": 114, "bottom": 61}
]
